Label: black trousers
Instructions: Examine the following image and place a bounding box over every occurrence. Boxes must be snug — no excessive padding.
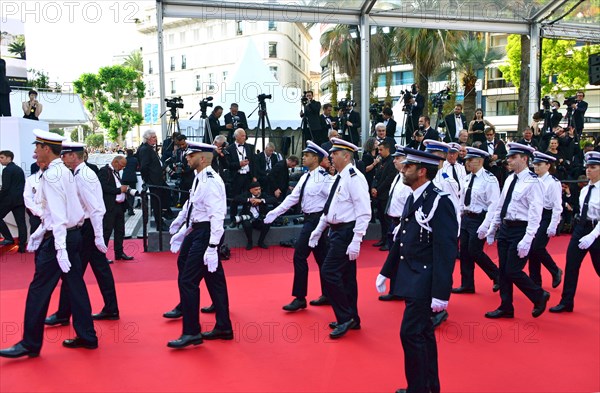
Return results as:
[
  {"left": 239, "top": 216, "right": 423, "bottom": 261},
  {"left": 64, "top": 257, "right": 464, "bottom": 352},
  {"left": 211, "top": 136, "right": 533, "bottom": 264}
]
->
[
  {"left": 56, "top": 220, "right": 119, "bottom": 318},
  {"left": 291, "top": 214, "right": 328, "bottom": 298},
  {"left": 375, "top": 199, "right": 390, "bottom": 242},
  {"left": 386, "top": 216, "right": 401, "bottom": 293},
  {"left": 21, "top": 230, "right": 97, "bottom": 352},
  {"left": 27, "top": 210, "right": 42, "bottom": 235},
  {"left": 178, "top": 224, "right": 232, "bottom": 335},
  {"left": 229, "top": 173, "right": 253, "bottom": 220},
  {"left": 528, "top": 212, "right": 560, "bottom": 287},
  {"left": 496, "top": 224, "right": 544, "bottom": 312},
  {"left": 321, "top": 223, "right": 359, "bottom": 324},
  {"left": 0, "top": 93, "right": 11, "bottom": 116},
  {"left": 241, "top": 219, "right": 270, "bottom": 245},
  {"left": 148, "top": 184, "right": 170, "bottom": 225},
  {"left": 103, "top": 204, "right": 126, "bottom": 256},
  {"left": 559, "top": 221, "right": 600, "bottom": 307},
  {"left": 401, "top": 297, "right": 440, "bottom": 393},
  {"left": 458, "top": 214, "right": 499, "bottom": 289},
  {"left": 0, "top": 204, "right": 27, "bottom": 246}
]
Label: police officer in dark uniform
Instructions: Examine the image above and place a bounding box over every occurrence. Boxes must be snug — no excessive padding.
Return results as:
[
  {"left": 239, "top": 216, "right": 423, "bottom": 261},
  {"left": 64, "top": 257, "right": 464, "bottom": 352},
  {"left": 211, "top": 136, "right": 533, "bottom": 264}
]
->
[
  {"left": 376, "top": 147, "right": 458, "bottom": 393},
  {"left": 0, "top": 130, "right": 98, "bottom": 358},
  {"left": 550, "top": 151, "right": 600, "bottom": 313},
  {"left": 264, "top": 141, "right": 333, "bottom": 311},
  {"left": 308, "top": 138, "right": 371, "bottom": 339},
  {"left": 484, "top": 142, "right": 550, "bottom": 319},
  {"left": 166, "top": 142, "right": 233, "bottom": 348}
]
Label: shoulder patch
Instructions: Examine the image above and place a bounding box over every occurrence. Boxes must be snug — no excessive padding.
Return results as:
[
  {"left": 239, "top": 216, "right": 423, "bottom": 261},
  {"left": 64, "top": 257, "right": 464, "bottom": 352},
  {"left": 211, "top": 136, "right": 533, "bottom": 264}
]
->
[
  {"left": 319, "top": 169, "right": 327, "bottom": 176},
  {"left": 551, "top": 175, "right": 559, "bottom": 182},
  {"left": 349, "top": 168, "right": 357, "bottom": 177},
  {"left": 529, "top": 171, "right": 538, "bottom": 178},
  {"left": 207, "top": 171, "right": 214, "bottom": 178},
  {"left": 432, "top": 187, "right": 449, "bottom": 196},
  {"left": 485, "top": 170, "right": 493, "bottom": 175},
  {"left": 442, "top": 172, "right": 449, "bottom": 179}
]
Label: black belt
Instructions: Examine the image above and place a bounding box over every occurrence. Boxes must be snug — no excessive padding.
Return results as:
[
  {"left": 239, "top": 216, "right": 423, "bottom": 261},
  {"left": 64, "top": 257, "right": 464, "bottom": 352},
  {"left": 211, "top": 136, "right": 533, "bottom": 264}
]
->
[
  {"left": 502, "top": 219, "right": 528, "bottom": 227},
  {"left": 389, "top": 216, "right": 400, "bottom": 226},
  {"left": 576, "top": 218, "right": 598, "bottom": 229},
  {"left": 329, "top": 221, "right": 356, "bottom": 231},
  {"left": 542, "top": 208, "right": 552, "bottom": 219},
  {"left": 303, "top": 211, "right": 323, "bottom": 219},
  {"left": 191, "top": 221, "right": 210, "bottom": 230},
  {"left": 464, "top": 211, "right": 486, "bottom": 218},
  {"left": 43, "top": 226, "right": 81, "bottom": 240}
]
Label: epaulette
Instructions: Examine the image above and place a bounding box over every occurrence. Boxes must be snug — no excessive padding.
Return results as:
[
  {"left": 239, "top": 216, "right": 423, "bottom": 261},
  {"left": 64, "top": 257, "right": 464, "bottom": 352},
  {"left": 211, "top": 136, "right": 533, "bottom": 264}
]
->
[
  {"left": 551, "top": 175, "right": 560, "bottom": 182},
  {"left": 349, "top": 168, "right": 357, "bottom": 177},
  {"left": 207, "top": 171, "right": 214, "bottom": 178},
  {"left": 485, "top": 170, "right": 493, "bottom": 175},
  {"left": 432, "top": 187, "right": 449, "bottom": 197},
  {"left": 529, "top": 171, "right": 538, "bottom": 178},
  {"left": 319, "top": 169, "right": 327, "bottom": 176}
]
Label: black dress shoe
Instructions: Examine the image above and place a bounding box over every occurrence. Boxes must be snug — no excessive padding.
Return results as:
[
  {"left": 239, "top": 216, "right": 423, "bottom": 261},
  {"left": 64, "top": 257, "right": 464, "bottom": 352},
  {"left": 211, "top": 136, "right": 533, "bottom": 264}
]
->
[
  {"left": 309, "top": 295, "right": 330, "bottom": 306},
  {"left": 492, "top": 281, "right": 500, "bottom": 292},
  {"left": 329, "top": 319, "right": 357, "bottom": 339},
  {"left": 246, "top": 243, "right": 253, "bottom": 250},
  {"left": 0, "top": 239, "right": 15, "bottom": 246},
  {"left": 395, "top": 389, "right": 407, "bottom": 393},
  {"left": 92, "top": 311, "right": 120, "bottom": 320},
  {"left": 115, "top": 253, "right": 134, "bottom": 261},
  {"left": 549, "top": 303, "right": 573, "bottom": 313},
  {"left": 379, "top": 244, "right": 390, "bottom": 251},
  {"left": 451, "top": 287, "right": 475, "bottom": 294},
  {"left": 552, "top": 268, "right": 563, "bottom": 289},
  {"left": 0, "top": 343, "right": 39, "bottom": 358},
  {"left": 167, "top": 334, "right": 203, "bottom": 348},
  {"left": 258, "top": 242, "right": 269, "bottom": 249},
  {"left": 202, "top": 329, "right": 234, "bottom": 340},
  {"left": 532, "top": 291, "right": 550, "bottom": 318},
  {"left": 63, "top": 337, "right": 98, "bottom": 349},
  {"left": 229, "top": 222, "right": 238, "bottom": 229},
  {"left": 282, "top": 298, "right": 307, "bottom": 311},
  {"left": 163, "top": 308, "right": 183, "bottom": 319},
  {"left": 201, "top": 304, "right": 216, "bottom": 313},
  {"left": 485, "top": 309, "right": 514, "bottom": 319},
  {"left": 373, "top": 240, "right": 385, "bottom": 247},
  {"left": 431, "top": 310, "right": 449, "bottom": 329},
  {"left": 378, "top": 294, "right": 403, "bottom": 301},
  {"left": 329, "top": 321, "right": 361, "bottom": 330},
  {"left": 45, "top": 313, "right": 70, "bottom": 326}
]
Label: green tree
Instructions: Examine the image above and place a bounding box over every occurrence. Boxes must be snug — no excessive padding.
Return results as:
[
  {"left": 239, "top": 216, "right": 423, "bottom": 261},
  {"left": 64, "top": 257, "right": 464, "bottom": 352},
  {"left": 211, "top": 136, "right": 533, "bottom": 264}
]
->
[
  {"left": 85, "top": 133, "right": 104, "bottom": 149},
  {"left": 123, "top": 49, "right": 143, "bottom": 74},
  {"left": 8, "top": 34, "right": 26, "bottom": 59},
  {"left": 74, "top": 65, "right": 145, "bottom": 145},
  {"left": 49, "top": 128, "right": 64, "bottom": 136},
  {"left": 70, "top": 124, "right": 94, "bottom": 142},
  {"left": 25, "top": 69, "right": 50, "bottom": 89}
]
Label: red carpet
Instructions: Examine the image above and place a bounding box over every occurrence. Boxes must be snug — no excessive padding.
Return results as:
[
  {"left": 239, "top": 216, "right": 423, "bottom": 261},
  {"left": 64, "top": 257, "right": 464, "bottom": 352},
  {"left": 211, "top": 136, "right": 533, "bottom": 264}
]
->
[{"left": 1, "top": 236, "right": 598, "bottom": 393}]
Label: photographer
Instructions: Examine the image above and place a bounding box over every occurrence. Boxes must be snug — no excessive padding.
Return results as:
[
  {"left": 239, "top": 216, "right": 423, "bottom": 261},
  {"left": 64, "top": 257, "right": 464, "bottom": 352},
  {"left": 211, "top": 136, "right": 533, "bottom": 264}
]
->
[
  {"left": 382, "top": 107, "right": 397, "bottom": 138},
  {"left": 205, "top": 106, "right": 229, "bottom": 144},
  {"left": 211, "top": 135, "right": 229, "bottom": 178},
  {"left": 256, "top": 142, "right": 281, "bottom": 194},
  {"left": 300, "top": 90, "right": 323, "bottom": 145},
  {"left": 161, "top": 131, "right": 180, "bottom": 166},
  {"left": 339, "top": 101, "right": 361, "bottom": 146},
  {"left": 268, "top": 156, "right": 299, "bottom": 201},
  {"left": 404, "top": 84, "right": 424, "bottom": 139},
  {"left": 224, "top": 103, "right": 247, "bottom": 144},
  {"left": 172, "top": 135, "right": 194, "bottom": 207},
  {"left": 571, "top": 91, "right": 588, "bottom": 138},
  {"left": 232, "top": 182, "right": 277, "bottom": 250},
  {"left": 22, "top": 90, "right": 43, "bottom": 121}
]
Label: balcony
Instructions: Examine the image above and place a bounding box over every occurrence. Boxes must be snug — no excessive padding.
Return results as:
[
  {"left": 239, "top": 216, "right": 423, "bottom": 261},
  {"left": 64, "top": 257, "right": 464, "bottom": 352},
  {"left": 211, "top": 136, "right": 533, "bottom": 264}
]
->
[{"left": 486, "top": 79, "right": 514, "bottom": 90}]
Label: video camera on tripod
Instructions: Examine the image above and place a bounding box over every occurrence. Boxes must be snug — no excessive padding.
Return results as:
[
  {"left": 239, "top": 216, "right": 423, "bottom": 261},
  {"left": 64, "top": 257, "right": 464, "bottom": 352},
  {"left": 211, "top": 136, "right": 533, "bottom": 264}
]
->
[
  {"left": 162, "top": 97, "right": 184, "bottom": 120},
  {"left": 431, "top": 87, "right": 451, "bottom": 131},
  {"left": 301, "top": 91, "right": 311, "bottom": 105},
  {"left": 399, "top": 89, "right": 414, "bottom": 113},
  {"left": 199, "top": 96, "right": 213, "bottom": 113}
]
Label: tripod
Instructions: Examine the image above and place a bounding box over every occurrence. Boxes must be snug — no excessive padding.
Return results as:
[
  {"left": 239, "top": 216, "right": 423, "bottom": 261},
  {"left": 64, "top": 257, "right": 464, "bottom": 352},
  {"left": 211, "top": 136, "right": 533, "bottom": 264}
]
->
[
  {"left": 248, "top": 99, "right": 272, "bottom": 151},
  {"left": 160, "top": 107, "right": 181, "bottom": 138},
  {"left": 190, "top": 106, "right": 213, "bottom": 143},
  {"left": 433, "top": 103, "right": 445, "bottom": 141}
]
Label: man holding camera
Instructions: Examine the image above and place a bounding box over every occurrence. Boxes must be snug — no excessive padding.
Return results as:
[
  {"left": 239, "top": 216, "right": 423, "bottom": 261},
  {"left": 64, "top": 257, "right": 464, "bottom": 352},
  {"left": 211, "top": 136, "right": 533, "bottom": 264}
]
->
[
  {"left": 404, "top": 84, "right": 424, "bottom": 139},
  {"left": 300, "top": 90, "right": 323, "bottom": 145},
  {"left": 571, "top": 91, "right": 588, "bottom": 139},
  {"left": 226, "top": 129, "right": 257, "bottom": 223},
  {"left": 205, "top": 106, "right": 230, "bottom": 144},
  {"left": 224, "top": 103, "right": 247, "bottom": 144},
  {"left": 233, "top": 182, "right": 277, "bottom": 250}
]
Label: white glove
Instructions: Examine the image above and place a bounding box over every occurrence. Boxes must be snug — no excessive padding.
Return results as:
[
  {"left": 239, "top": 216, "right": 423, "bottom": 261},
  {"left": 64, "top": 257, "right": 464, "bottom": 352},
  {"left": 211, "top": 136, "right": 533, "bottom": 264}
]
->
[
  {"left": 578, "top": 233, "right": 597, "bottom": 250},
  {"left": 392, "top": 224, "right": 401, "bottom": 241},
  {"left": 204, "top": 247, "right": 219, "bottom": 273},
  {"left": 169, "top": 224, "right": 189, "bottom": 253},
  {"left": 485, "top": 225, "right": 498, "bottom": 241},
  {"left": 546, "top": 226, "right": 557, "bottom": 237},
  {"left": 308, "top": 229, "right": 323, "bottom": 248},
  {"left": 346, "top": 240, "right": 361, "bottom": 261},
  {"left": 486, "top": 235, "right": 495, "bottom": 245},
  {"left": 56, "top": 249, "right": 71, "bottom": 273},
  {"left": 95, "top": 236, "right": 108, "bottom": 254},
  {"left": 263, "top": 211, "right": 277, "bottom": 225},
  {"left": 477, "top": 224, "right": 488, "bottom": 240},
  {"left": 431, "top": 298, "right": 448, "bottom": 312},
  {"left": 376, "top": 274, "right": 388, "bottom": 294},
  {"left": 26, "top": 226, "right": 46, "bottom": 252},
  {"left": 517, "top": 237, "right": 533, "bottom": 259},
  {"left": 169, "top": 218, "right": 184, "bottom": 235}
]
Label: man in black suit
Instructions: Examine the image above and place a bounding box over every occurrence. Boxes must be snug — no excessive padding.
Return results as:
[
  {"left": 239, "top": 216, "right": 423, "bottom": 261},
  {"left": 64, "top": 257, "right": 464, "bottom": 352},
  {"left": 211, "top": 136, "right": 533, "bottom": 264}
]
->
[
  {"left": 300, "top": 90, "right": 322, "bottom": 145},
  {"left": 256, "top": 142, "right": 281, "bottom": 194},
  {"left": 517, "top": 128, "right": 539, "bottom": 150},
  {"left": 550, "top": 101, "right": 563, "bottom": 129},
  {"left": 233, "top": 182, "right": 277, "bottom": 250},
  {"left": 318, "top": 103, "right": 337, "bottom": 145},
  {"left": 172, "top": 134, "right": 194, "bottom": 207},
  {"left": 138, "top": 129, "right": 171, "bottom": 230},
  {"left": 205, "top": 106, "right": 230, "bottom": 143},
  {"left": 83, "top": 151, "right": 99, "bottom": 174},
  {"left": 98, "top": 156, "right": 134, "bottom": 261},
  {"left": 374, "top": 123, "right": 397, "bottom": 154},
  {"left": 161, "top": 131, "right": 180, "bottom": 166},
  {"left": 0, "top": 151, "right": 27, "bottom": 252},
  {"left": 419, "top": 116, "right": 439, "bottom": 141},
  {"left": 444, "top": 104, "right": 467, "bottom": 142},
  {"left": 370, "top": 140, "right": 397, "bottom": 251},
  {"left": 211, "top": 135, "right": 229, "bottom": 178},
  {"left": 0, "top": 59, "right": 11, "bottom": 116},
  {"left": 483, "top": 128, "right": 508, "bottom": 185},
  {"left": 342, "top": 104, "right": 361, "bottom": 146},
  {"left": 377, "top": 148, "right": 457, "bottom": 393},
  {"left": 571, "top": 91, "right": 588, "bottom": 138},
  {"left": 404, "top": 84, "right": 424, "bottom": 139},
  {"left": 226, "top": 128, "right": 257, "bottom": 222},
  {"left": 268, "top": 156, "right": 299, "bottom": 201},
  {"left": 223, "top": 103, "right": 247, "bottom": 144},
  {"left": 382, "top": 107, "right": 397, "bottom": 139}
]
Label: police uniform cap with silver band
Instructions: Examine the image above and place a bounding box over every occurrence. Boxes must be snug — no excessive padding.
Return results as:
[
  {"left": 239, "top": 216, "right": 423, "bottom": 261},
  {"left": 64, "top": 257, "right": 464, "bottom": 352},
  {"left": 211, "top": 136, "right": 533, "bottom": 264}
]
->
[
  {"left": 423, "top": 139, "right": 452, "bottom": 153},
  {"left": 391, "top": 144, "right": 406, "bottom": 157},
  {"left": 448, "top": 142, "right": 461, "bottom": 153},
  {"left": 33, "top": 129, "right": 67, "bottom": 145},
  {"left": 585, "top": 151, "right": 600, "bottom": 166},
  {"left": 401, "top": 147, "right": 445, "bottom": 166},
  {"left": 60, "top": 142, "right": 86, "bottom": 155},
  {"left": 185, "top": 141, "right": 217, "bottom": 155},
  {"left": 464, "top": 146, "right": 490, "bottom": 159},
  {"left": 532, "top": 151, "right": 557, "bottom": 164},
  {"left": 328, "top": 137, "right": 358, "bottom": 153},
  {"left": 506, "top": 142, "right": 536, "bottom": 157},
  {"left": 303, "top": 140, "right": 329, "bottom": 158}
]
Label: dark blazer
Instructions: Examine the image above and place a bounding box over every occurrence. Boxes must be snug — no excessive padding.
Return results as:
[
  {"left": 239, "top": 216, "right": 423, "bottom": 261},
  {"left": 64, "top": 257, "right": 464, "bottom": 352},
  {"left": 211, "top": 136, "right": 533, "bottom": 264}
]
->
[
  {"left": 320, "top": 114, "right": 337, "bottom": 132},
  {"left": 268, "top": 160, "right": 289, "bottom": 195},
  {"left": 385, "top": 118, "right": 397, "bottom": 138},
  {"left": 0, "top": 162, "right": 25, "bottom": 208},
  {"left": 517, "top": 138, "right": 539, "bottom": 151},
  {"left": 422, "top": 127, "right": 439, "bottom": 141},
  {"left": 236, "top": 192, "right": 278, "bottom": 218},
  {"left": 490, "top": 138, "right": 507, "bottom": 160},
  {"left": 204, "top": 113, "right": 228, "bottom": 143},
  {"left": 121, "top": 156, "right": 138, "bottom": 185},
  {"left": 98, "top": 165, "right": 127, "bottom": 212},
  {"left": 375, "top": 136, "right": 397, "bottom": 154},
  {"left": 444, "top": 113, "right": 467, "bottom": 142},
  {"left": 85, "top": 161, "right": 99, "bottom": 174},
  {"left": 224, "top": 111, "right": 248, "bottom": 130},
  {"left": 211, "top": 150, "right": 229, "bottom": 178},
  {"left": 381, "top": 182, "right": 457, "bottom": 300},
  {"left": 371, "top": 155, "right": 396, "bottom": 201},
  {"left": 302, "top": 100, "right": 322, "bottom": 131},
  {"left": 225, "top": 142, "right": 257, "bottom": 178},
  {"left": 344, "top": 110, "right": 361, "bottom": 144},
  {"left": 573, "top": 100, "right": 588, "bottom": 131},
  {"left": 137, "top": 142, "right": 164, "bottom": 185},
  {"left": 550, "top": 110, "right": 563, "bottom": 128}
]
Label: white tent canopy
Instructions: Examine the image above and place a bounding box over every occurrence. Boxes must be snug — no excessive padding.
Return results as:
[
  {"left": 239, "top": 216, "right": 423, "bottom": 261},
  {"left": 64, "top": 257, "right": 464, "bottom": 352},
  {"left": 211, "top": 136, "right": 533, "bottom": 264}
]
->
[{"left": 9, "top": 88, "right": 89, "bottom": 128}]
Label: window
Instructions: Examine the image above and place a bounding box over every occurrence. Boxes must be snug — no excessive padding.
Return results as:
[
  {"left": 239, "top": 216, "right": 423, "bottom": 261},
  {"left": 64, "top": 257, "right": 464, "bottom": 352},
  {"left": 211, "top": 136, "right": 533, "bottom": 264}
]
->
[
  {"left": 222, "top": 71, "right": 228, "bottom": 82},
  {"left": 497, "top": 100, "right": 518, "bottom": 116},
  {"left": 377, "top": 74, "right": 386, "bottom": 88},
  {"left": 491, "top": 35, "right": 508, "bottom": 48},
  {"left": 148, "top": 81, "right": 155, "bottom": 96},
  {"left": 179, "top": 31, "right": 186, "bottom": 44},
  {"left": 207, "top": 26, "right": 214, "bottom": 40},
  {"left": 181, "top": 55, "right": 187, "bottom": 70},
  {"left": 170, "top": 56, "right": 175, "bottom": 71},
  {"left": 297, "top": 54, "right": 301, "bottom": 67},
  {"left": 148, "top": 60, "right": 153, "bottom": 74},
  {"left": 236, "top": 21, "right": 243, "bottom": 36},
  {"left": 269, "top": 66, "right": 278, "bottom": 81},
  {"left": 208, "top": 73, "right": 215, "bottom": 91},
  {"left": 392, "top": 71, "right": 414, "bottom": 85},
  {"left": 268, "top": 21, "right": 277, "bottom": 31},
  {"left": 168, "top": 34, "right": 174, "bottom": 46},
  {"left": 196, "top": 75, "right": 201, "bottom": 91},
  {"left": 268, "top": 42, "right": 277, "bottom": 58},
  {"left": 170, "top": 79, "right": 176, "bottom": 94},
  {"left": 193, "top": 29, "right": 200, "bottom": 41},
  {"left": 297, "top": 33, "right": 301, "bottom": 45}
]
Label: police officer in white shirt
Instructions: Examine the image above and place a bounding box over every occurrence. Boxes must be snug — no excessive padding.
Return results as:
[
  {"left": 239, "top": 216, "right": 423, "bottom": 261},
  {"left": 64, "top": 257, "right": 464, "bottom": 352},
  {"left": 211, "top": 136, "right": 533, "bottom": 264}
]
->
[
  {"left": 528, "top": 151, "right": 563, "bottom": 289},
  {"left": 309, "top": 138, "right": 371, "bottom": 339},
  {"left": 483, "top": 142, "right": 549, "bottom": 319},
  {"left": 0, "top": 130, "right": 98, "bottom": 359},
  {"left": 453, "top": 147, "right": 500, "bottom": 294},
  {"left": 45, "top": 143, "right": 120, "bottom": 326},
  {"left": 264, "top": 141, "right": 333, "bottom": 311},
  {"left": 167, "top": 142, "right": 233, "bottom": 348},
  {"left": 550, "top": 151, "right": 600, "bottom": 313}
]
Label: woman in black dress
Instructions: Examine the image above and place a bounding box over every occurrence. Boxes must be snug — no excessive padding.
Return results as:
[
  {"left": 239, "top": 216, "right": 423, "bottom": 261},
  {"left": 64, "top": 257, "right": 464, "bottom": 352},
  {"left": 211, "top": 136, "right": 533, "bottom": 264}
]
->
[{"left": 468, "top": 108, "right": 494, "bottom": 145}]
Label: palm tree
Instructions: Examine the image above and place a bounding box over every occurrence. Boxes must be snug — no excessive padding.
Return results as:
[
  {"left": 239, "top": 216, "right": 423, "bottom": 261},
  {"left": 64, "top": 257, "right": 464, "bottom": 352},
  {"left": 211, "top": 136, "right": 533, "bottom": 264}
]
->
[
  {"left": 370, "top": 27, "right": 396, "bottom": 104},
  {"left": 123, "top": 49, "right": 143, "bottom": 74},
  {"left": 8, "top": 35, "right": 26, "bottom": 60},
  {"left": 446, "top": 37, "right": 502, "bottom": 120}
]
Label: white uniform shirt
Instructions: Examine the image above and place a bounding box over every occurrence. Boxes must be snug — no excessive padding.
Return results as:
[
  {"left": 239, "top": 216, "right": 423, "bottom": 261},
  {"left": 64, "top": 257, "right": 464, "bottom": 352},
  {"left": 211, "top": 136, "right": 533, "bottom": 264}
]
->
[
  {"left": 36, "top": 158, "right": 85, "bottom": 250},
  {"left": 539, "top": 172, "right": 563, "bottom": 232},
  {"left": 74, "top": 162, "right": 106, "bottom": 239},
  {"left": 579, "top": 180, "right": 600, "bottom": 240},
  {"left": 490, "top": 169, "right": 544, "bottom": 239},
  {"left": 319, "top": 164, "right": 371, "bottom": 239},
  {"left": 186, "top": 166, "right": 226, "bottom": 245},
  {"left": 387, "top": 173, "right": 412, "bottom": 218},
  {"left": 459, "top": 167, "right": 500, "bottom": 230},
  {"left": 23, "top": 172, "right": 43, "bottom": 217},
  {"left": 269, "top": 167, "right": 333, "bottom": 216}
]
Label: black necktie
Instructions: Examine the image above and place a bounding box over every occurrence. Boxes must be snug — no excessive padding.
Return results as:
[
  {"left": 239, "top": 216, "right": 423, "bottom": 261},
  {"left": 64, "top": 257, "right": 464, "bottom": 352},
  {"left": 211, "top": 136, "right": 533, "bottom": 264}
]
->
[
  {"left": 581, "top": 184, "right": 595, "bottom": 221},
  {"left": 451, "top": 164, "right": 460, "bottom": 191},
  {"left": 185, "top": 179, "right": 200, "bottom": 227},
  {"left": 323, "top": 175, "right": 341, "bottom": 215},
  {"left": 113, "top": 169, "right": 122, "bottom": 183},
  {"left": 402, "top": 193, "right": 415, "bottom": 218},
  {"left": 500, "top": 175, "right": 518, "bottom": 219},
  {"left": 464, "top": 174, "right": 476, "bottom": 207},
  {"left": 385, "top": 174, "right": 401, "bottom": 215},
  {"left": 298, "top": 173, "right": 310, "bottom": 210}
]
